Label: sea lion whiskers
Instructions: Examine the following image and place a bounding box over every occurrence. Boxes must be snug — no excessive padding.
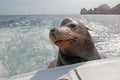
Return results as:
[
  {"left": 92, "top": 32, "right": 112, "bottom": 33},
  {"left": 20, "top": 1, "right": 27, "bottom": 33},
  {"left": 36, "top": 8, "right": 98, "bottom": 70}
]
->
[
  {"left": 60, "top": 30, "right": 89, "bottom": 41},
  {"left": 55, "top": 30, "right": 75, "bottom": 40},
  {"left": 57, "top": 27, "right": 89, "bottom": 41},
  {"left": 61, "top": 31, "right": 75, "bottom": 40},
  {"left": 74, "top": 33, "right": 90, "bottom": 41},
  {"left": 60, "top": 32, "right": 80, "bottom": 42},
  {"left": 55, "top": 30, "right": 85, "bottom": 42}
]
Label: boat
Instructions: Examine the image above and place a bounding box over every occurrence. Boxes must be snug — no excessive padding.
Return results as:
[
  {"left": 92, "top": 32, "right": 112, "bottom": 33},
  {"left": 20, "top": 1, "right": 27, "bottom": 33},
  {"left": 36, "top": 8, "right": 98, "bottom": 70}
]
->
[{"left": 1, "top": 58, "right": 120, "bottom": 80}]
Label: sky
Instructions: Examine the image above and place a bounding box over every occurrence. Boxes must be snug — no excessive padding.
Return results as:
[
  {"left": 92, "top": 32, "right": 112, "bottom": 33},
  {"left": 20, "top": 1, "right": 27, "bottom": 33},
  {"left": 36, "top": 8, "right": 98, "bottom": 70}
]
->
[{"left": 0, "top": 0, "right": 120, "bottom": 15}]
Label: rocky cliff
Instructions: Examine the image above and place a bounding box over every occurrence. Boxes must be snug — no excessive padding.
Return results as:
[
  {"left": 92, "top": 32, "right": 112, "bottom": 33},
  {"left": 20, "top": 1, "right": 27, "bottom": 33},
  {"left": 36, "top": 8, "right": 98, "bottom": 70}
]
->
[{"left": 81, "top": 4, "right": 120, "bottom": 15}]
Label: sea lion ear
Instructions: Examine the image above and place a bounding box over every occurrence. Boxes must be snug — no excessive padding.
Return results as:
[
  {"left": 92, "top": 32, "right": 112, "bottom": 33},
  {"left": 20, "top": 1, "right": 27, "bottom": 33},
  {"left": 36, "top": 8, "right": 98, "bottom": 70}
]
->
[{"left": 60, "top": 18, "right": 73, "bottom": 26}]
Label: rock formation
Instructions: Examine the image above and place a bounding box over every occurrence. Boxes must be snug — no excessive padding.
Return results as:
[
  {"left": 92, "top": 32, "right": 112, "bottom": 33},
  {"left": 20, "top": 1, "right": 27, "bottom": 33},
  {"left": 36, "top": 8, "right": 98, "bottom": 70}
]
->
[
  {"left": 80, "top": 3, "right": 120, "bottom": 15},
  {"left": 81, "top": 8, "right": 88, "bottom": 14},
  {"left": 111, "top": 4, "right": 120, "bottom": 14}
]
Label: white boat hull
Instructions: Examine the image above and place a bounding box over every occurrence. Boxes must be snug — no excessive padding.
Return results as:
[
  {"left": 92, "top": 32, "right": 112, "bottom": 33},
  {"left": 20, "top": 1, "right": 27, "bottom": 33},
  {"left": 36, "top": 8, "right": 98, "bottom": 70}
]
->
[{"left": 1, "top": 58, "right": 120, "bottom": 80}]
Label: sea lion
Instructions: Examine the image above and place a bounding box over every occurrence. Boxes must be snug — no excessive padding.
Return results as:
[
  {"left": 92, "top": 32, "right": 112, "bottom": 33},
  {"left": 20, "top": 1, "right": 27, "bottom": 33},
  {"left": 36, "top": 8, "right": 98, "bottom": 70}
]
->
[{"left": 48, "top": 18, "right": 100, "bottom": 68}]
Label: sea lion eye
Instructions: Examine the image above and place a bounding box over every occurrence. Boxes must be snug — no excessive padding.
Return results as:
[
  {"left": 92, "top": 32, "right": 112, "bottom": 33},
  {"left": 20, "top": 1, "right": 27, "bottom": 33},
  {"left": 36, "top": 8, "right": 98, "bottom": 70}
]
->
[{"left": 69, "top": 24, "right": 76, "bottom": 28}]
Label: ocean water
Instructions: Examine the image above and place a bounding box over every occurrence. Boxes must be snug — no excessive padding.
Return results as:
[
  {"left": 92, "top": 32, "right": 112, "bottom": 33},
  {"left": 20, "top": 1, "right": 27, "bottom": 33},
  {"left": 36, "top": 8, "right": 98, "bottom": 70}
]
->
[{"left": 0, "top": 14, "right": 120, "bottom": 78}]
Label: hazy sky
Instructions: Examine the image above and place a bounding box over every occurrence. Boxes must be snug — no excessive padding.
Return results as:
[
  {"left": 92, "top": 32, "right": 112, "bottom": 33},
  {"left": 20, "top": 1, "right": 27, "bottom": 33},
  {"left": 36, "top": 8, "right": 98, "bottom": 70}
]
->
[{"left": 0, "top": 0, "right": 120, "bottom": 15}]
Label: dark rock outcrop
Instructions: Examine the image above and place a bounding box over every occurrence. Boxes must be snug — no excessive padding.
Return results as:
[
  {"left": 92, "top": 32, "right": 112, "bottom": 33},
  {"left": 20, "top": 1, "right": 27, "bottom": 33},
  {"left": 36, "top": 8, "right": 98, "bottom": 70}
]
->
[
  {"left": 81, "top": 8, "right": 88, "bottom": 14},
  {"left": 87, "top": 9, "right": 94, "bottom": 14},
  {"left": 80, "top": 3, "right": 120, "bottom": 15},
  {"left": 111, "top": 4, "right": 120, "bottom": 14}
]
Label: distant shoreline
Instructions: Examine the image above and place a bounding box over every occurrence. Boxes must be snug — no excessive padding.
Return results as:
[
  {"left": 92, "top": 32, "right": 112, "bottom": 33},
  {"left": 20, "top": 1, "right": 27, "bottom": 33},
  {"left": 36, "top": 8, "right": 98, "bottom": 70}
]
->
[
  {"left": 0, "top": 14, "right": 120, "bottom": 16},
  {"left": 80, "top": 3, "right": 120, "bottom": 15}
]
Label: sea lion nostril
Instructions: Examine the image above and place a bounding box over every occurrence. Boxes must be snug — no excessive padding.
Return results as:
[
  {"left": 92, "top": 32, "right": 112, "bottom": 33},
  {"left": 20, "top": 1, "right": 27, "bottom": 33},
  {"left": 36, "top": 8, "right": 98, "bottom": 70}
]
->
[{"left": 50, "top": 29, "right": 55, "bottom": 32}]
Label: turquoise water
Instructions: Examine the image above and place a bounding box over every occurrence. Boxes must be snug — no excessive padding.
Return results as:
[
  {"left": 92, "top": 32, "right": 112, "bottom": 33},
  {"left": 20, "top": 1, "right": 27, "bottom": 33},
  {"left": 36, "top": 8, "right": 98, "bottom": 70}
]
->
[{"left": 0, "top": 15, "right": 120, "bottom": 78}]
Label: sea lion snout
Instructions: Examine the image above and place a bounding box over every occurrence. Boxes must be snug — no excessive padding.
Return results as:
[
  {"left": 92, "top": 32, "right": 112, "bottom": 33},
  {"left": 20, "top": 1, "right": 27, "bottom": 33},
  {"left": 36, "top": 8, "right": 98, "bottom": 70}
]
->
[
  {"left": 50, "top": 28, "right": 56, "bottom": 37},
  {"left": 50, "top": 28, "right": 55, "bottom": 33},
  {"left": 49, "top": 26, "right": 74, "bottom": 47}
]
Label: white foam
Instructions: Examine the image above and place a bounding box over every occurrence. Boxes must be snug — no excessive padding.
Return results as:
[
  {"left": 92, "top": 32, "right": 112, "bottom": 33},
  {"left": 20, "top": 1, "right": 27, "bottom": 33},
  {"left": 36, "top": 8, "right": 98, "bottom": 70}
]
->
[
  {"left": 0, "top": 26, "right": 57, "bottom": 78},
  {"left": 0, "top": 61, "right": 8, "bottom": 78},
  {"left": 97, "top": 34, "right": 120, "bottom": 58}
]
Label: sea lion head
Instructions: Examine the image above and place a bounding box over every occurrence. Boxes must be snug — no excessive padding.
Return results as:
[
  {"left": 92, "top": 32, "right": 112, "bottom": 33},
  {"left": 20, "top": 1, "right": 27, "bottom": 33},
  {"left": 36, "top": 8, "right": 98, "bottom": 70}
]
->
[{"left": 49, "top": 18, "right": 94, "bottom": 58}]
